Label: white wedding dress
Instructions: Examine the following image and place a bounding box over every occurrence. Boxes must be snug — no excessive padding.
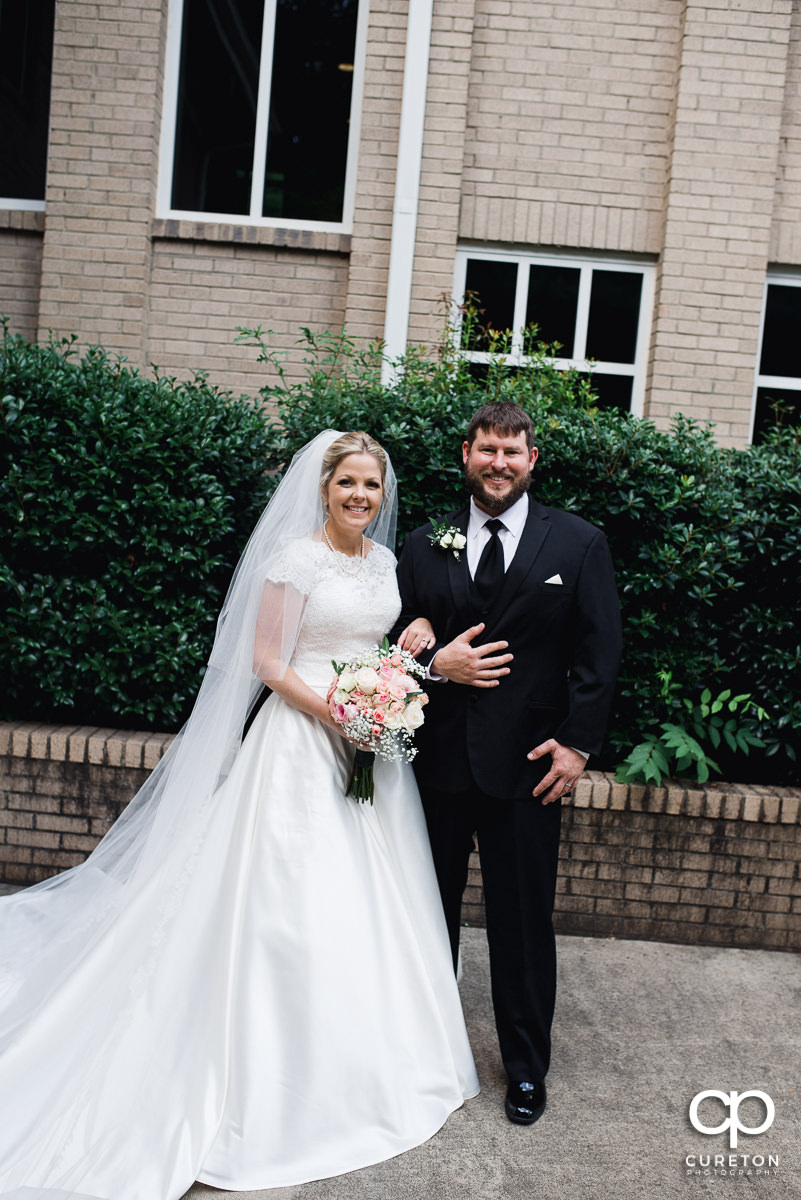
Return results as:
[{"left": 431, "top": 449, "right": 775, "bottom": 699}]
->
[{"left": 0, "top": 539, "right": 478, "bottom": 1198}]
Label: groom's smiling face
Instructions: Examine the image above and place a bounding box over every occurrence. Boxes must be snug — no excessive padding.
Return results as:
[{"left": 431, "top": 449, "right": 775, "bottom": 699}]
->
[{"left": 462, "top": 427, "right": 539, "bottom": 515}]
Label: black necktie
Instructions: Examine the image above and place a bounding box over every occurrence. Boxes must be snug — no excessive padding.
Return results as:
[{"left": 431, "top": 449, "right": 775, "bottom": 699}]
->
[{"left": 474, "top": 519, "right": 505, "bottom": 604}]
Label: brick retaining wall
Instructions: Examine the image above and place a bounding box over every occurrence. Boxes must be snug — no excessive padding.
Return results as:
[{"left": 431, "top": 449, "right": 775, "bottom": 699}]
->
[{"left": 2, "top": 722, "right": 799, "bottom": 951}]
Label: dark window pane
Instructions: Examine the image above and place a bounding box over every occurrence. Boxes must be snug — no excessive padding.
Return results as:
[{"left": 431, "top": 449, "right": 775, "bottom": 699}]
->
[
  {"left": 586, "top": 270, "right": 643, "bottom": 364},
  {"left": 753, "top": 387, "right": 801, "bottom": 442},
  {"left": 0, "top": 0, "right": 55, "bottom": 200},
  {"left": 171, "top": 0, "right": 265, "bottom": 214},
  {"left": 465, "top": 361, "right": 523, "bottom": 385},
  {"left": 462, "top": 259, "right": 518, "bottom": 351},
  {"left": 759, "top": 285, "right": 801, "bottom": 378},
  {"left": 525, "top": 266, "right": 580, "bottom": 356},
  {"left": 262, "top": 0, "right": 359, "bottom": 221},
  {"left": 580, "top": 372, "right": 633, "bottom": 413}
]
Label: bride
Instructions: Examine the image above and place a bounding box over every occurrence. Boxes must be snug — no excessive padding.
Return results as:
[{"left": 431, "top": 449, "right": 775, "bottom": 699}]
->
[{"left": 0, "top": 430, "right": 479, "bottom": 1199}]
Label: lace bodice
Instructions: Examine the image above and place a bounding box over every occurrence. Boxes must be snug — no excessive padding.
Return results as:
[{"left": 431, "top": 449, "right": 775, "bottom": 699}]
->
[{"left": 268, "top": 539, "right": 401, "bottom": 689}]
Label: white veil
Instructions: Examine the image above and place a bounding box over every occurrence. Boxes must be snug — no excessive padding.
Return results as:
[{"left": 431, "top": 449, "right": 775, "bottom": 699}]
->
[{"left": 0, "top": 429, "right": 399, "bottom": 1199}]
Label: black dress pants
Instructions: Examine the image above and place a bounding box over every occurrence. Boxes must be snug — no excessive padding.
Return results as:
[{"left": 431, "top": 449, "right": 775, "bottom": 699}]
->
[{"left": 419, "top": 781, "right": 562, "bottom": 1084}]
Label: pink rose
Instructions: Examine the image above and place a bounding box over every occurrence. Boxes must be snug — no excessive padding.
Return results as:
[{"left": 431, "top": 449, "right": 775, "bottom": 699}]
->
[
  {"left": 372, "top": 725, "right": 381, "bottom": 737},
  {"left": 390, "top": 653, "right": 403, "bottom": 667},
  {"left": 373, "top": 709, "right": 386, "bottom": 724},
  {"left": 378, "top": 661, "right": 394, "bottom": 680}
]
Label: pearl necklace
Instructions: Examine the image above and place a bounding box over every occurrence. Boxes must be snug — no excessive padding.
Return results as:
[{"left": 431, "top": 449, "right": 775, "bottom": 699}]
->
[{"left": 323, "top": 520, "right": 366, "bottom": 578}]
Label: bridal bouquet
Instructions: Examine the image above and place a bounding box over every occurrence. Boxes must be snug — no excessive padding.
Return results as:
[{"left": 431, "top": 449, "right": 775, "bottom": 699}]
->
[{"left": 327, "top": 637, "right": 429, "bottom": 803}]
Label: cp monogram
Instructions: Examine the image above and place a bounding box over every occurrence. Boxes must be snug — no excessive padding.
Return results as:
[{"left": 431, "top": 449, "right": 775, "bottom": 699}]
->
[{"left": 689, "top": 1090, "right": 775, "bottom": 1149}]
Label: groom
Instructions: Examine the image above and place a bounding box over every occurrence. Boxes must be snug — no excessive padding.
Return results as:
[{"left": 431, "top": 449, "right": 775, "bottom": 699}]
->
[{"left": 392, "top": 401, "right": 622, "bottom": 1125}]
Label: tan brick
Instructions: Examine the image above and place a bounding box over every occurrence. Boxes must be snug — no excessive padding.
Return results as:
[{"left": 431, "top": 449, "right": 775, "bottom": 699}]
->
[
  {"left": 35, "top": 814, "right": 90, "bottom": 834},
  {"left": 0, "top": 844, "right": 33, "bottom": 864},
  {"left": 571, "top": 777, "right": 592, "bottom": 808},
  {"left": 7, "top": 828, "right": 61, "bottom": 849},
  {"left": 32, "top": 849, "right": 84, "bottom": 868},
  {"left": 780, "top": 795, "right": 801, "bottom": 825}
]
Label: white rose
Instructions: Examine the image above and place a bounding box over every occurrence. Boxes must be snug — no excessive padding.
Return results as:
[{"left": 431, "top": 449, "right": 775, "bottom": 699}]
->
[
  {"left": 441, "top": 532, "right": 453, "bottom": 548},
  {"left": 338, "top": 671, "right": 357, "bottom": 693},
  {"left": 452, "top": 532, "right": 467, "bottom": 550},
  {"left": 354, "top": 666, "right": 380, "bottom": 695},
  {"left": 382, "top": 708, "right": 405, "bottom": 729},
  {"left": 404, "top": 699, "right": 425, "bottom": 730}
]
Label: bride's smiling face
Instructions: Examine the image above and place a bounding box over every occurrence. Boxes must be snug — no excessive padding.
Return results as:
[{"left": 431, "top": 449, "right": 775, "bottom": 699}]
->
[{"left": 323, "top": 452, "right": 384, "bottom": 538}]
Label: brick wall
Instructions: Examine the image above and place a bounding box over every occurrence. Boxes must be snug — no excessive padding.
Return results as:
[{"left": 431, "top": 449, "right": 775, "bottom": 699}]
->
[
  {"left": 3, "top": 0, "right": 801, "bottom": 444},
  {"left": 37, "top": 0, "right": 165, "bottom": 356},
  {"left": 0, "top": 723, "right": 172, "bottom": 885},
  {"left": 147, "top": 234, "right": 350, "bottom": 397},
  {"left": 342, "top": 0, "right": 408, "bottom": 344},
  {"left": 458, "top": 0, "right": 680, "bottom": 256},
  {"left": 406, "top": 0, "right": 478, "bottom": 349},
  {"left": 0, "top": 215, "right": 45, "bottom": 341},
  {"left": 771, "top": 0, "right": 801, "bottom": 264},
  {"left": 646, "top": 0, "right": 794, "bottom": 447},
  {"left": 3, "top": 722, "right": 799, "bottom": 950}
]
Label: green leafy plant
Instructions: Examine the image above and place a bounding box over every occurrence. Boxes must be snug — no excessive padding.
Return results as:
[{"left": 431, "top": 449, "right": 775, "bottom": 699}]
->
[
  {"left": 2, "top": 310, "right": 799, "bottom": 781},
  {"left": 0, "top": 322, "right": 274, "bottom": 729},
  {"left": 616, "top": 670, "right": 769, "bottom": 786},
  {"left": 236, "top": 316, "right": 800, "bottom": 783}
]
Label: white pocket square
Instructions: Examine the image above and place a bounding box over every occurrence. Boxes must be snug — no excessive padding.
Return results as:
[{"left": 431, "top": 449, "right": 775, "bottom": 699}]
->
[{"left": 544, "top": 574, "right": 563, "bottom": 585}]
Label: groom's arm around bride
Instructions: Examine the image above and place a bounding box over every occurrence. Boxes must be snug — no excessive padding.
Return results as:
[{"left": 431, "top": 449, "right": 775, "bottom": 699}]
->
[{"left": 390, "top": 400, "right": 622, "bottom": 1125}]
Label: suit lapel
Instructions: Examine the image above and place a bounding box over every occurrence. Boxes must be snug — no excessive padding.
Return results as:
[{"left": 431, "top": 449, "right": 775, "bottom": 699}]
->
[
  {"left": 444, "top": 507, "right": 472, "bottom": 615},
  {"left": 485, "top": 499, "right": 551, "bottom": 623}
]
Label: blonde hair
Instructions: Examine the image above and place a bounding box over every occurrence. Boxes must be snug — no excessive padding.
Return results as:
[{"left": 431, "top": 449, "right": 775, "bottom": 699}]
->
[{"left": 319, "top": 431, "right": 388, "bottom": 497}]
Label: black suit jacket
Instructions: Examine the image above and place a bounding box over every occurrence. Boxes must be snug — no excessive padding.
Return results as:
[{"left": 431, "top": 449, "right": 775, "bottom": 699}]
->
[{"left": 391, "top": 499, "right": 622, "bottom": 800}]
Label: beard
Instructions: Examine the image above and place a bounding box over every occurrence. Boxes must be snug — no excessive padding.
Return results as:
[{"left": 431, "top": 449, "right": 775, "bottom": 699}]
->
[{"left": 464, "top": 462, "right": 532, "bottom": 514}]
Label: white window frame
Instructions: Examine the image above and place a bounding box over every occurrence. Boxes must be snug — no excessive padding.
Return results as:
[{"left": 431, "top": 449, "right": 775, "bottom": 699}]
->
[
  {"left": 454, "top": 246, "right": 656, "bottom": 417},
  {"left": 0, "top": 197, "right": 45, "bottom": 212},
  {"left": 750, "top": 269, "right": 801, "bottom": 442},
  {"left": 157, "top": 0, "right": 369, "bottom": 233}
]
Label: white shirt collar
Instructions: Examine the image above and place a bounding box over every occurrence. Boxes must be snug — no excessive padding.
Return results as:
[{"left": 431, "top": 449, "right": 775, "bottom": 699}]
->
[{"left": 468, "top": 492, "right": 529, "bottom": 538}]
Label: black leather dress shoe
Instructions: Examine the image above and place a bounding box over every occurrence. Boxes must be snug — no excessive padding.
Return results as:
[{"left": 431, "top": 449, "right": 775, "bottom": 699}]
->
[{"left": 505, "top": 1080, "right": 547, "bottom": 1125}]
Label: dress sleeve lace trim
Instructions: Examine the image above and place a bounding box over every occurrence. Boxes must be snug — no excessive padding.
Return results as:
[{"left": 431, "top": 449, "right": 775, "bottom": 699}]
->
[
  {"left": 265, "top": 538, "right": 322, "bottom": 594},
  {"left": 367, "top": 542, "right": 397, "bottom": 572}
]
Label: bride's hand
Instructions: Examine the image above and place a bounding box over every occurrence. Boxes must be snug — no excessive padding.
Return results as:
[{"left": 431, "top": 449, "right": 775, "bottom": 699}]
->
[
  {"left": 397, "top": 617, "right": 436, "bottom": 657},
  {"left": 323, "top": 714, "right": 374, "bottom": 752}
]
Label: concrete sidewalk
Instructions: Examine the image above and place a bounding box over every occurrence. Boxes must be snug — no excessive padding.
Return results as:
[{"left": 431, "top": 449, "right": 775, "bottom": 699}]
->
[{"left": 183, "top": 928, "right": 800, "bottom": 1200}]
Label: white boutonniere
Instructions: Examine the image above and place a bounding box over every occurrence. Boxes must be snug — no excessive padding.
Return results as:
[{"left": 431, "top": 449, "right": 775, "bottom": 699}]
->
[{"left": 428, "top": 518, "right": 467, "bottom": 561}]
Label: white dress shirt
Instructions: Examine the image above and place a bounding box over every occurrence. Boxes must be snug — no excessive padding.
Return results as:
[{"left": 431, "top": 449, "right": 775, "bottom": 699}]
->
[{"left": 466, "top": 493, "right": 529, "bottom": 577}]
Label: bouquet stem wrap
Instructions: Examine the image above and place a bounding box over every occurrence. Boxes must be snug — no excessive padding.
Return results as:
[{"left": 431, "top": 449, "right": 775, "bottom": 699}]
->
[{"left": 348, "top": 749, "right": 377, "bottom": 804}]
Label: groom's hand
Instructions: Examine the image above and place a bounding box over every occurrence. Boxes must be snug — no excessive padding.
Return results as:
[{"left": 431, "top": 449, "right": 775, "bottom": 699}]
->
[
  {"left": 528, "top": 740, "right": 586, "bottom": 804},
  {"left": 431, "top": 623, "right": 513, "bottom": 688}
]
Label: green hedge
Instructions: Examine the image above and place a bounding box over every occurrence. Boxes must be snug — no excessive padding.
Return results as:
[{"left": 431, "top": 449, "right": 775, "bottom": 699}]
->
[
  {"left": 1, "top": 327, "right": 273, "bottom": 729},
  {"left": 2, "top": 323, "right": 799, "bottom": 784},
  {"left": 251, "top": 327, "right": 801, "bottom": 784}
]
